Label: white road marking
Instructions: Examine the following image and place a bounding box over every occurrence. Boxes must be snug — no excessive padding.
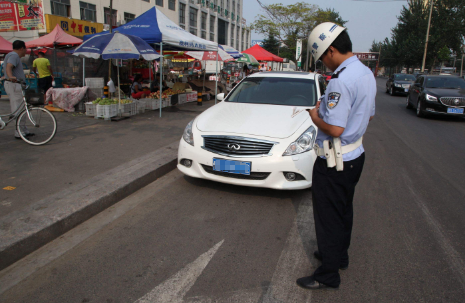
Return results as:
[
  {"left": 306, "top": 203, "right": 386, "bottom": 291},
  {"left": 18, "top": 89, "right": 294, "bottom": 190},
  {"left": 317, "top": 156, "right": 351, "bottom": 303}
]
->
[
  {"left": 404, "top": 174, "right": 465, "bottom": 288},
  {"left": 261, "top": 195, "right": 314, "bottom": 303},
  {"left": 134, "top": 240, "right": 225, "bottom": 303}
]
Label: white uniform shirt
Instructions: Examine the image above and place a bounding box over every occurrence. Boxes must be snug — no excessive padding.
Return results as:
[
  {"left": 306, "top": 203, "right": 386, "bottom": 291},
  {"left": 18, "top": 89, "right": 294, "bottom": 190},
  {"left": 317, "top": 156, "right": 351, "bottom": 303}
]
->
[{"left": 316, "top": 56, "right": 376, "bottom": 161}]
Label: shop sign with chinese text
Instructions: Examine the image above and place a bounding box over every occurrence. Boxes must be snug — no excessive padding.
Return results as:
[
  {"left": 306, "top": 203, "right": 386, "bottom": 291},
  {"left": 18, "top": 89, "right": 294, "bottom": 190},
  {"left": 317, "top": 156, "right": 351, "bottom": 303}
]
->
[{"left": 45, "top": 14, "right": 104, "bottom": 38}]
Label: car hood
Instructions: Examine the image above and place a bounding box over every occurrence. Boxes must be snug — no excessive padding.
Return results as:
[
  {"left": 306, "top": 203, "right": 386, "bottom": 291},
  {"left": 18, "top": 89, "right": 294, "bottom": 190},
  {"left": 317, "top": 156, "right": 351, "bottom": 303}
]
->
[
  {"left": 196, "top": 102, "right": 311, "bottom": 139},
  {"left": 425, "top": 88, "right": 465, "bottom": 97}
]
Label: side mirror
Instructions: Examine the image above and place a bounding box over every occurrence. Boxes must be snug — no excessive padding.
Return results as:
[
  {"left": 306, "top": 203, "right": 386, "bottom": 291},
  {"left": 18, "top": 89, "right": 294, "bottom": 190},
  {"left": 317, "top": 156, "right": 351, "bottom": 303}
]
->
[{"left": 217, "top": 93, "right": 225, "bottom": 101}]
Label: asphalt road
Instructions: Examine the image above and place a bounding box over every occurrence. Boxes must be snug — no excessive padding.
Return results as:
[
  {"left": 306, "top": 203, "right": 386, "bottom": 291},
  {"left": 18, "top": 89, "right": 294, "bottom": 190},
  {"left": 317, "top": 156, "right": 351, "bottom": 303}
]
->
[{"left": 1, "top": 77, "right": 465, "bottom": 302}]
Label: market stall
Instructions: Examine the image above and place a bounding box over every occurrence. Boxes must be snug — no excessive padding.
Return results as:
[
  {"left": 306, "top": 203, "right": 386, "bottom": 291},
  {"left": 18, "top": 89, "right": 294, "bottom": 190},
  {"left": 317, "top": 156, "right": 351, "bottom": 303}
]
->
[
  {"left": 84, "top": 6, "right": 222, "bottom": 115},
  {"left": 0, "top": 36, "right": 12, "bottom": 54},
  {"left": 25, "top": 24, "right": 83, "bottom": 89},
  {"left": 72, "top": 32, "right": 160, "bottom": 120},
  {"left": 242, "top": 44, "right": 284, "bottom": 70}
]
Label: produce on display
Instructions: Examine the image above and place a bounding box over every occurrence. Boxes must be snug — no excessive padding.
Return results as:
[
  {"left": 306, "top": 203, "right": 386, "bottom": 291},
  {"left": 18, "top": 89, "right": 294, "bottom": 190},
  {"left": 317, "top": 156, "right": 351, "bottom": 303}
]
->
[{"left": 92, "top": 98, "right": 132, "bottom": 105}]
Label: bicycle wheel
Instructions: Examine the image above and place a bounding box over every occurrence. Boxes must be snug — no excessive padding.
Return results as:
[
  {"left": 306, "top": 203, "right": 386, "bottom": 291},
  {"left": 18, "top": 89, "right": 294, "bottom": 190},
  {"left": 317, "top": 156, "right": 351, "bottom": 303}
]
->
[{"left": 16, "top": 107, "right": 57, "bottom": 146}]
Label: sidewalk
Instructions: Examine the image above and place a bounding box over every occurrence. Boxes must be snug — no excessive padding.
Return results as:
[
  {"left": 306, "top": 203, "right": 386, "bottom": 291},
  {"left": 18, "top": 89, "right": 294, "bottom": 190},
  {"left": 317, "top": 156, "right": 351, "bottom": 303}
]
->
[{"left": 0, "top": 99, "right": 215, "bottom": 269}]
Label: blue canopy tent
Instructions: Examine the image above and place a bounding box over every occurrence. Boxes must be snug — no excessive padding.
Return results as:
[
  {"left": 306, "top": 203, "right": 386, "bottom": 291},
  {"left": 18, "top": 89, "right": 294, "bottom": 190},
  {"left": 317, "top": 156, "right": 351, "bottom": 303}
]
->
[{"left": 83, "top": 7, "right": 223, "bottom": 115}]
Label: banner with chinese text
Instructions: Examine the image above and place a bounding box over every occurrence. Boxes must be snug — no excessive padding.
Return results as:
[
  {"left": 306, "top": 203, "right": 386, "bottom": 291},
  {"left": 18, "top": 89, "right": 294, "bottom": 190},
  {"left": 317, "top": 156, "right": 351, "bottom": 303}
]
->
[
  {"left": 0, "top": 0, "right": 44, "bottom": 32},
  {"left": 45, "top": 14, "right": 103, "bottom": 38}
]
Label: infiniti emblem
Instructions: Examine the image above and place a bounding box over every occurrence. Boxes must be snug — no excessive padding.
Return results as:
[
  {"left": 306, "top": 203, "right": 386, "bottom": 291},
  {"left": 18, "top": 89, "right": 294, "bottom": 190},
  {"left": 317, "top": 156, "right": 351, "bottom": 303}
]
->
[
  {"left": 454, "top": 99, "right": 460, "bottom": 105},
  {"left": 228, "top": 143, "right": 241, "bottom": 151}
]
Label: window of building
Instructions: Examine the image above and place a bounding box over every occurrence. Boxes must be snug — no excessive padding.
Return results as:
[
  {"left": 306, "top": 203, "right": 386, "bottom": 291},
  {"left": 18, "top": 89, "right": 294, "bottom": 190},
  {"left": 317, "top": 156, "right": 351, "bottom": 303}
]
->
[
  {"left": 189, "top": 7, "right": 198, "bottom": 28},
  {"left": 210, "top": 32, "right": 214, "bottom": 42},
  {"left": 220, "top": 0, "right": 224, "bottom": 15},
  {"left": 241, "top": 28, "right": 244, "bottom": 51},
  {"left": 51, "top": 0, "right": 71, "bottom": 17},
  {"left": 79, "top": 2, "right": 96, "bottom": 22},
  {"left": 230, "top": 23, "right": 234, "bottom": 46},
  {"left": 226, "top": 0, "right": 229, "bottom": 11},
  {"left": 169, "top": 0, "right": 175, "bottom": 10},
  {"left": 180, "top": 24, "right": 185, "bottom": 30},
  {"left": 201, "top": 12, "right": 207, "bottom": 31},
  {"left": 142, "top": 0, "right": 150, "bottom": 2},
  {"left": 179, "top": 3, "right": 186, "bottom": 26},
  {"left": 236, "top": 25, "right": 239, "bottom": 49},
  {"left": 232, "top": 0, "right": 235, "bottom": 13},
  {"left": 156, "top": 0, "right": 163, "bottom": 6},
  {"left": 190, "top": 28, "right": 197, "bottom": 36},
  {"left": 210, "top": 15, "right": 215, "bottom": 32},
  {"left": 124, "top": 12, "right": 136, "bottom": 23},
  {"left": 104, "top": 7, "right": 118, "bottom": 27}
]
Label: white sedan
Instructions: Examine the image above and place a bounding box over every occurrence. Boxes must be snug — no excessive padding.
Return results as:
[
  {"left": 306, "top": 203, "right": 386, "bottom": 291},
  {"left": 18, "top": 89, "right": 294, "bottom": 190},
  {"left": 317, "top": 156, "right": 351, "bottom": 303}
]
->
[{"left": 177, "top": 71, "right": 326, "bottom": 190}]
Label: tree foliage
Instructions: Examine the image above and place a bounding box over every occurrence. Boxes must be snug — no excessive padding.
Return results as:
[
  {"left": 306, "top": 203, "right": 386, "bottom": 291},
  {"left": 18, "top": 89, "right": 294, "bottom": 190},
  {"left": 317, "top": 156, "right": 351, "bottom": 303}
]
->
[
  {"left": 377, "top": 0, "right": 465, "bottom": 74},
  {"left": 252, "top": 1, "right": 346, "bottom": 65},
  {"left": 262, "top": 32, "right": 281, "bottom": 55}
]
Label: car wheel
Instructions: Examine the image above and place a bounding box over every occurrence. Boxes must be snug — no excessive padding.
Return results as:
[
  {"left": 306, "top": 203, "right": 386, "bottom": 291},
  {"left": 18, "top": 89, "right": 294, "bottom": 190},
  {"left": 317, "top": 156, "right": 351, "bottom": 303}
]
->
[
  {"left": 416, "top": 99, "right": 425, "bottom": 117},
  {"left": 389, "top": 86, "right": 395, "bottom": 96},
  {"left": 406, "top": 95, "right": 413, "bottom": 109}
]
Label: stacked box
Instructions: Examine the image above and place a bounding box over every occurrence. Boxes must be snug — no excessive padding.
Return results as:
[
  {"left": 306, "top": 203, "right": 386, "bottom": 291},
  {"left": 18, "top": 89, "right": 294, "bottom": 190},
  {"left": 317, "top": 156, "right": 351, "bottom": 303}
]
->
[
  {"left": 136, "top": 100, "right": 146, "bottom": 114},
  {"left": 96, "top": 104, "right": 118, "bottom": 120},
  {"left": 178, "top": 93, "right": 187, "bottom": 104},
  {"left": 85, "top": 78, "right": 105, "bottom": 88},
  {"left": 120, "top": 102, "right": 137, "bottom": 116},
  {"left": 186, "top": 92, "right": 198, "bottom": 102},
  {"left": 85, "top": 102, "right": 97, "bottom": 116}
]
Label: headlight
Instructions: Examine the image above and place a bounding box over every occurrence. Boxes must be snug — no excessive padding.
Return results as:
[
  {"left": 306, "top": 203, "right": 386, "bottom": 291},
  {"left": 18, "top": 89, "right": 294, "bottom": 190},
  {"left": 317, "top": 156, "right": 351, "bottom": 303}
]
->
[
  {"left": 283, "top": 126, "right": 317, "bottom": 156},
  {"left": 426, "top": 94, "right": 438, "bottom": 102},
  {"left": 183, "top": 119, "right": 194, "bottom": 146},
  {"left": 394, "top": 83, "right": 402, "bottom": 87}
]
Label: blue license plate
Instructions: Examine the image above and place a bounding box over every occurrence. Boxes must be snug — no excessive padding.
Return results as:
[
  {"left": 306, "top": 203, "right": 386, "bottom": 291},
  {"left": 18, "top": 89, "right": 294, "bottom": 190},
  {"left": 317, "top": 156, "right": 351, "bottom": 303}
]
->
[
  {"left": 447, "top": 108, "right": 464, "bottom": 114},
  {"left": 213, "top": 158, "right": 251, "bottom": 175}
]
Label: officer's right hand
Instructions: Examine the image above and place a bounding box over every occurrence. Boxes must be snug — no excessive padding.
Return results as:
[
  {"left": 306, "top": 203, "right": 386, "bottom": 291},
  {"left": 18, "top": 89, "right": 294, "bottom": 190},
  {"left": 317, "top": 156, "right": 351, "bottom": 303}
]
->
[{"left": 9, "top": 76, "right": 17, "bottom": 83}]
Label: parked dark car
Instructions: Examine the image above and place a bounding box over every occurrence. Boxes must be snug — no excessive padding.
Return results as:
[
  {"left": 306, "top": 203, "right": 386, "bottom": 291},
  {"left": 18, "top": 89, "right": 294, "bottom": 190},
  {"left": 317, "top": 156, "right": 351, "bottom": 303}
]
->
[
  {"left": 386, "top": 73, "right": 416, "bottom": 96},
  {"left": 406, "top": 75, "right": 465, "bottom": 117}
]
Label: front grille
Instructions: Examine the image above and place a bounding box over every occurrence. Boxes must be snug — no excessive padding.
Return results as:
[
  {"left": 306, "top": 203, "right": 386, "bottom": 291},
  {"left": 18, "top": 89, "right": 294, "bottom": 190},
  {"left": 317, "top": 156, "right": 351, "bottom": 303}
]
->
[
  {"left": 202, "top": 136, "right": 277, "bottom": 157},
  {"left": 201, "top": 165, "right": 271, "bottom": 180},
  {"left": 440, "top": 97, "right": 465, "bottom": 107}
]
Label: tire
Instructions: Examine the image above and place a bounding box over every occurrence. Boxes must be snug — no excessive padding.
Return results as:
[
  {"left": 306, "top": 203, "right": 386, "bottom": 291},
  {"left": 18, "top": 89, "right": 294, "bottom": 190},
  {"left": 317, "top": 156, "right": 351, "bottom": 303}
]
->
[
  {"left": 416, "top": 99, "right": 425, "bottom": 118},
  {"left": 389, "top": 86, "right": 395, "bottom": 96},
  {"left": 406, "top": 95, "right": 413, "bottom": 109},
  {"left": 16, "top": 107, "right": 57, "bottom": 145}
]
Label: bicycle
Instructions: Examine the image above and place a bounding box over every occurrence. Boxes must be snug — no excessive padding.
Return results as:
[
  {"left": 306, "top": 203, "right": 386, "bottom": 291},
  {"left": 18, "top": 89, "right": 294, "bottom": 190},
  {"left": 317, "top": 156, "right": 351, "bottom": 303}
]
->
[{"left": 0, "top": 79, "right": 57, "bottom": 145}]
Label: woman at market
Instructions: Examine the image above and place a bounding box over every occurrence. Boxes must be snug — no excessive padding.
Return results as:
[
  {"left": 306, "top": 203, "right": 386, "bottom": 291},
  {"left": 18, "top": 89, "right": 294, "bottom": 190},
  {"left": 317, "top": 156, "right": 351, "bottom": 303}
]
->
[
  {"left": 150, "top": 74, "right": 168, "bottom": 93},
  {"left": 130, "top": 74, "right": 146, "bottom": 99}
]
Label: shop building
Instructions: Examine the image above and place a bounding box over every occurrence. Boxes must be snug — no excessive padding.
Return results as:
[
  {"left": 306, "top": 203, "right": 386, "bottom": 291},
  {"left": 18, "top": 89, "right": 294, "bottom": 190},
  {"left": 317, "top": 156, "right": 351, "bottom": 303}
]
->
[{"left": 1, "top": 0, "right": 251, "bottom": 51}]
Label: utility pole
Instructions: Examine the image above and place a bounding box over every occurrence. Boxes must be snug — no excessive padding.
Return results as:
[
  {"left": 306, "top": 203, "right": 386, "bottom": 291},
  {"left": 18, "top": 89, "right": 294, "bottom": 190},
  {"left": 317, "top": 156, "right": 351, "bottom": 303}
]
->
[
  {"left": 421, "top": 0, "right": 433, "bottom": 73},
  {"left": 108, "top": 0, "right": 113, "bottom": 82}
]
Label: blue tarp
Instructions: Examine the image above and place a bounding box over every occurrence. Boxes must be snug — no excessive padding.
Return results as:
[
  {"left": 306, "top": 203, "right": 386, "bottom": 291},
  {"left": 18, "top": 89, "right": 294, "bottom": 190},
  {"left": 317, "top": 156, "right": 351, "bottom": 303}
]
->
[{"left": 83, "top": 7, "right": 162, "bottom": 43}]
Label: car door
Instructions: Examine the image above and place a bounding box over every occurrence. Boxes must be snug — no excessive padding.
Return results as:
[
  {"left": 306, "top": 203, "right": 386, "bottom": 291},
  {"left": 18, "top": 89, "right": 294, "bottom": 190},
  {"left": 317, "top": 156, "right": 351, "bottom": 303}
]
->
[{"left": 411, "top": 76, "right": 422, "bottom": 104}]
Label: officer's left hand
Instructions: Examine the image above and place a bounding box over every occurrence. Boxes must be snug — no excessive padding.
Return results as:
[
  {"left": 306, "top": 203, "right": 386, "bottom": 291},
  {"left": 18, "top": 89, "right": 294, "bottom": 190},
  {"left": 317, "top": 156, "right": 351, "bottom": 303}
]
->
[{"left": 307, "top": 101, "right": 320, "bottom": 121}]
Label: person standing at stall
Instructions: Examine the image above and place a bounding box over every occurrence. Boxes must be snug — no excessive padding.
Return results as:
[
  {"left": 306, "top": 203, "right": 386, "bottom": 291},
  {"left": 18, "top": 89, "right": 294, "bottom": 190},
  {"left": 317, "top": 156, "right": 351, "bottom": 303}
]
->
[
  {"left": 2, "top": 40, "right": 33, "bottom": 139},
  {"left": 33, "top": 51, "right": 54, "bottom": 102}
]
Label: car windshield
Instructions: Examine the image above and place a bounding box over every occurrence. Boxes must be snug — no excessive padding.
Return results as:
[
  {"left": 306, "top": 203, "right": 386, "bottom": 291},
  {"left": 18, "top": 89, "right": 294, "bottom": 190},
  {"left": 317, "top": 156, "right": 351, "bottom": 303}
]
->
[
  {"left": 395, "top": 74, "right": 416, "bottom": 81},
  {"left": 425, "top": 77, "right": 465, "bottom": 89},
  {"left": 226, "top": 77, "right": 317, "bottom": 106}
]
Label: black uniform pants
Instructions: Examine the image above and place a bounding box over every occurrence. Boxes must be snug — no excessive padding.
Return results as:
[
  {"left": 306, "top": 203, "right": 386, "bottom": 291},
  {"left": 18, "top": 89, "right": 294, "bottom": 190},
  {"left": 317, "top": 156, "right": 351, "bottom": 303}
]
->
[{"left": 312, "top": 153, "right": 365, "bottom": 288}]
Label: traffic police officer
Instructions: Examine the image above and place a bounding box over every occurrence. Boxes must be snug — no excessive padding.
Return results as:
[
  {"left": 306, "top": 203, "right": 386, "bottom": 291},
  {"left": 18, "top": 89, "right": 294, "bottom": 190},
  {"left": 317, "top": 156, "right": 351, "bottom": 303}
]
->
[{"left": 296, "top": 22, "right": 376, "bottom": 290}]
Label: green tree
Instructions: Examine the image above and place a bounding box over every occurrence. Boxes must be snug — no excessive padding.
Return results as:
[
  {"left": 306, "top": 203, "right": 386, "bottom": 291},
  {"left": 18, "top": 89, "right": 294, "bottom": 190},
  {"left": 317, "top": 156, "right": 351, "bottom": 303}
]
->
[
  {"left": 252, "top": 1, "right": 346, "bottom": 66},
  {"left": 262, "top": 31, "right": 281, "bottom": 55}
]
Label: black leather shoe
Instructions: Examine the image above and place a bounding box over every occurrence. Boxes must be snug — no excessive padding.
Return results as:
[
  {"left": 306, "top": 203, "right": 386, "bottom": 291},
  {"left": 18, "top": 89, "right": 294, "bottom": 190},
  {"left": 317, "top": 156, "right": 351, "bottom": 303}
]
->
[
  {"left": 314, "top": 251, "right": 348, "bottom": 270},
  {"left": 296, "top": 275, "right": 338, "bottom": 290}
]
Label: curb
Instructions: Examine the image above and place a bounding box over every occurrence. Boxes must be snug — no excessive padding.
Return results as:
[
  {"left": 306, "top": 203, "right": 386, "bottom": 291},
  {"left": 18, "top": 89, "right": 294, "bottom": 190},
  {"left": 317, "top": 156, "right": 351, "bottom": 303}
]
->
[{"left": 0, "top": 142, "right": 179, "bottom": 271}]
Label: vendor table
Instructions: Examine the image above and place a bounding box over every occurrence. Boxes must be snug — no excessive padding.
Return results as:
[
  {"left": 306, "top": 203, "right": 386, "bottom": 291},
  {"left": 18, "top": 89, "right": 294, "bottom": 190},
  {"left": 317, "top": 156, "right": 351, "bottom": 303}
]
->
[{"left": 46, "top": 87, "right": 89, "bottom": 112}]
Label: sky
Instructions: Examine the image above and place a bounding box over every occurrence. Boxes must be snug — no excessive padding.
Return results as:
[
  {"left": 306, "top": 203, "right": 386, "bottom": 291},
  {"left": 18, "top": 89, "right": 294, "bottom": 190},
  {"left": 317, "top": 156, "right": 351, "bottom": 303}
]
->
[{"left": 243, "top": 0, "right": 409, "bottom": 52}]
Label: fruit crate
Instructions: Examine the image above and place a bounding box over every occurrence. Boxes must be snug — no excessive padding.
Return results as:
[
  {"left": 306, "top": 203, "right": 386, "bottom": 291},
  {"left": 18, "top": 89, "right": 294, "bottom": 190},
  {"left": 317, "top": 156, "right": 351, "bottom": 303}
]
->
[
  {"left": 120, "top": 102, "right": 137, "bottom": 116},
  {"left": 145, "top": 98, "right": 160, "bottom": 110},
  {"left": 85, "top": 102, "right": 97, "bottom": 116},
  {"left": 96, "top": 104, "right": 118, "bottom": 120},
  {"left": 136, "top": 100, "right": 146, "bottom": 114},
  {"left": 162, "top": 97, "right": 171, "bottom": 108},
  {"left": 177, "top": 93, "right": 187, "bottom": 104}
]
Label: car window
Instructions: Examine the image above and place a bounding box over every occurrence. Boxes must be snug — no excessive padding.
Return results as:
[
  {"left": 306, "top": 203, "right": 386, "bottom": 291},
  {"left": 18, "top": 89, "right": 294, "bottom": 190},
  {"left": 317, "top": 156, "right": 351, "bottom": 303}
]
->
[
  {"left": 425, "top": 77, "right": 465, "bottom": 89},
  {"left": 419, "top": 77, "right": 425, "bottom": 86},
  {"left": 226, "top": 77, "right": 317, "bottom": 106},
  {"left": 395, "top": 74, "right": 416, "bottom": 81}
]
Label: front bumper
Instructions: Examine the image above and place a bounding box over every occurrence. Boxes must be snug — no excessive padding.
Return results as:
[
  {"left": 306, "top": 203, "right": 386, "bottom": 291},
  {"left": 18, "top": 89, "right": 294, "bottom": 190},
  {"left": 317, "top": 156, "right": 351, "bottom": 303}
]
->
[
  {"left": 424, "top": 100, "right": 465, "bottom": 116},
  {"left": 393, "top": 85, "right": 410, "bottom": 94},
  {"left": 177, "top": 138, "right": 316, "bottom": 190}
]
